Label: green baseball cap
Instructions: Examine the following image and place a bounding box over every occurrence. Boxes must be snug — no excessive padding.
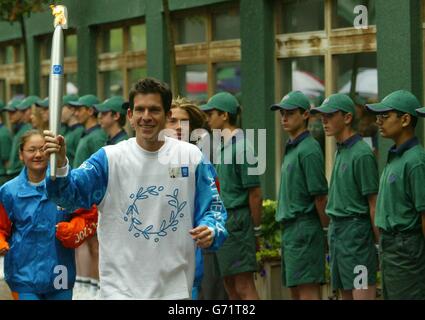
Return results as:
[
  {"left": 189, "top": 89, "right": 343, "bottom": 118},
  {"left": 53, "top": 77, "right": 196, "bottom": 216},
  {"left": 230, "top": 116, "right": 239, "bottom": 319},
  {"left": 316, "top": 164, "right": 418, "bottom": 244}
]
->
[
  {"left": 0, "top": 99, "right": 4, "bottom": 111},
  {"left": 366, "top": 90, "right": 420, "bottom": 117},
  {"left": 3, "top": 98, "right": 23, "bottom": 112},
  {"left": 16, "top": 95, "right": 40, "bottom": 110},
  {"left": 270, "top": 91, "right": 311, "bottom": 111},
  {"left": 94, "top": 96, "right": 126, "bottom": 115},
  {"left": 35, "top": 97, "right": 49, "bottom": 108},
  {"left": 68, "top": 94, "right": 100, "bottom": 108},
  {"left": 310, "top": 94, "right": 355, "bottom": 115},
  {"left": 63, "top": 94, "right": 79, "bottom": 106},
  {"left": 200, "top": 92, "right": 239, "bottom": 114}
]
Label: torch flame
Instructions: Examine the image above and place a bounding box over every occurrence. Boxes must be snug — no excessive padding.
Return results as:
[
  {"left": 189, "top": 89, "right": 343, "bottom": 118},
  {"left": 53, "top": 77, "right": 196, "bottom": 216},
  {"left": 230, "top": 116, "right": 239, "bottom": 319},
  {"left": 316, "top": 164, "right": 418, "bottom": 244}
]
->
[{"left": 50, "top": 5, "right": 67, "bottom": 27}]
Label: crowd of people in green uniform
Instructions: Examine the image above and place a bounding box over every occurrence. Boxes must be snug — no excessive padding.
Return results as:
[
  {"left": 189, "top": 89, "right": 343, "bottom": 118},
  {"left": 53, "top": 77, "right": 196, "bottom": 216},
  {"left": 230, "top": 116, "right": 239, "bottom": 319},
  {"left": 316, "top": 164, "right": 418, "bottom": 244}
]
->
[
  {"left": 1, "top": 83, "right": 425, "bottom": 300},
  {"left": 272, "top": 89, "right": 425, "bottom": 300}
]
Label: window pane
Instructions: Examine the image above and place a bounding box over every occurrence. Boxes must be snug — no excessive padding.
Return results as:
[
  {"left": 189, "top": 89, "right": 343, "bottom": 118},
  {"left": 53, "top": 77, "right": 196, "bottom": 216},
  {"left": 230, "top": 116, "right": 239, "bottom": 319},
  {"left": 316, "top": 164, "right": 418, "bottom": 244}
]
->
[
  {"left": 65, "top": 34, "right": 77, "bottom": 57},
  {"left": 0, "top": 80, "right": 5, "bottom": 102},
  {"left": 334, "top": 0, "right": 376, "bottom": 29},
  {"left": 40, "top": 37, "right": 52, "bottom": 60},
  {"left": 129, "top": 68, "right": 147, "bottom": 88},
  {"left": 280, "top": 56, "right": 325, "bottom": 150},
  {"left": 177, "top": 64, "right": 208, "bottom": 103},
  {"left": 213, "top": 9, "right": 240, "bottom": 41},
  {"left": 175, "top": 16, "right": 206, "bottom": 44},
  {"left": 40, "top": 76, "right": 49, "bottom": 98},
  {"left": 17, "top": 44, "right": 24, "bottom": 63},
  {"left": 335, "top": 52, "right": 378, "bottom": 153},
  {"left": 281, "top": 0, "right": 324, "bottom": 33},
  {"left": 102, "top": 28, "right": 123, "bottom": 53},
  {"left": 102, "top": 70, "right": 123, "bottom": 98},
  {"left": 129, "top": 25, "right": 147, "bottom": 51},
  {"left": 5, "top": 46, "right": 14, "bottom": 64},
  {"left": 214, "top": 62, "right": 241, "bottom": 97},
  {"left": 66, "top": 73, "right": 79, "bottom": 95},
  {"left": 11, "top": 84, "right": 25, "bottom": 99}
]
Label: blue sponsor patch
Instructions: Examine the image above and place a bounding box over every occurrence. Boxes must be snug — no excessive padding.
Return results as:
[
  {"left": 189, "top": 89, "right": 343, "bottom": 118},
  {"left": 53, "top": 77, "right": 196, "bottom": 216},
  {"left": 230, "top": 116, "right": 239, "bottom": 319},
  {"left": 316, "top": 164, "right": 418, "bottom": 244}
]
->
[
  {"left": 52, "top": 65, "right": 63, "bottom": 75},
  {"left": 181, "top": 167, "right": 189, "bottom": 177}
]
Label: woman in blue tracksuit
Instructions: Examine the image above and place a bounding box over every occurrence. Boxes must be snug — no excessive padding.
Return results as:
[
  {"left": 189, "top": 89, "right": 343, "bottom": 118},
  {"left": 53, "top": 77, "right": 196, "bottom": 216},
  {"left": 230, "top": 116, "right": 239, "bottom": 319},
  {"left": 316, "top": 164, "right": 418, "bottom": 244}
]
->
[{"left": 0, "top": 130, "right": 96, "bottom": 300}]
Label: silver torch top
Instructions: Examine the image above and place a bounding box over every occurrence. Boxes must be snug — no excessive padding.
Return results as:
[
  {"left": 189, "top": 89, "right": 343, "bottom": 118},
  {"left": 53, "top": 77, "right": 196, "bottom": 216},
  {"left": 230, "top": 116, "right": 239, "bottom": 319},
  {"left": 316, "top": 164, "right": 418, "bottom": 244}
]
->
[{"left": 49, "top": 5, "right": 68, "bottom": 180}]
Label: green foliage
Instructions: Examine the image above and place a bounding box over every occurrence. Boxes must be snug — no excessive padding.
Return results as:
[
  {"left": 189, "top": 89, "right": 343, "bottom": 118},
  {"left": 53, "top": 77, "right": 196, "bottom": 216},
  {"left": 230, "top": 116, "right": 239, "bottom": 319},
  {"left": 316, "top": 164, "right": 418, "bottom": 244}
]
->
[
  {"left": 0, "top": 0, "right": 53, "bottom": 22},
  {"left": 256, "top": 199, "right": 281, "bottom": 265}
]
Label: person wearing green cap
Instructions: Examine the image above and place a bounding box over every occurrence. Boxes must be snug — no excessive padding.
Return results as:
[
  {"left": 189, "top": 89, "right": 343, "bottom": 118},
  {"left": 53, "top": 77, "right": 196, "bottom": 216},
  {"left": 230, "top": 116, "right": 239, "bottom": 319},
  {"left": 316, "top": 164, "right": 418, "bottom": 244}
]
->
[
  {"left": 60, "top": 94, "right": 80, "bottom": 137},
  {"left": 6, "top": 97, "right": 35, "bottom": 178},
  {"left": 32, "top": 97, "right": 49, "bottom": 131},
  {"left": 271, "top": 91, "right": 329, "bottom": 300},
  {"left": 96, "top": 96, "right": 129, "bottom": 145},
  {"left": 366, "top": 90, "right": 425, "bottom": 300},
  {"left": 311, "top": 93, "right": 379, "bottom": 300},
  {"left": 70, "top": 95, "right": 108, "bottom": 168},
  {"left": 60, "top": 95, "right": 84, "bottom": 166},
  {"left": 67, "top": 94, "right": 107, "bottom": 299},
  {"left": 0, "top": 100, "right": 12, "bottom": 186},
  {"left": 201, "top": 91, "right": 262, "bottom": 300}
]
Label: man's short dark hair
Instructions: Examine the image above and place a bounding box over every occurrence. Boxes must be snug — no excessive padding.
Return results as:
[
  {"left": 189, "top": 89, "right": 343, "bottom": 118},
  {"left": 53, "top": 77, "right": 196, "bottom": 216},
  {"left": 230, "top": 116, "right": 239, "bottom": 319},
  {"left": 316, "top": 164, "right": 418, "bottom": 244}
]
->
[
  {"left": 217, "top": 108, "right": 240, "bottom": 126},
  {"left": 128, "top": 78, "right": 172, "bottom": 114},
  {"left": 109, "top": 111, "right": 127, "bottom": 127},
  {"left": 396, "top": 111, "right": 418, "bottom": 128}
]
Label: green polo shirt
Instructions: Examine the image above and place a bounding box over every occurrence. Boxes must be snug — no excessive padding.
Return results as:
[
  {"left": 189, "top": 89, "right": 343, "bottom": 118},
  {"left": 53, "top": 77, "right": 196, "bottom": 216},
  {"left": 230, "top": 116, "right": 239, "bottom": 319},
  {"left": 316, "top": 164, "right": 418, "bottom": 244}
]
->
[
  {"left": 326, "top": 134, "right": 379, "bottom": 218},
  {"left": 214, "top": 129, "right": 261, "bottom": 210},
  {"left": 60, "top": 123, "right": 69, "bottom": 137},
  {"left": 276, "top": 131, "right": 328, "bottom": 222},
  {"left": 64, "top": 123, "right": 84, "bottom": 167},
  {"left": 0, "top": 123, "right": 12, "bottom": 176},
  {"left": 376, "top": 137, "right": 425, "bottom": 232},
  {"left": 73, "top": 124, "right": 107, "bottom": 168},
  {"left": 6, "top": 122, "right": 32, "bottom": 176}
]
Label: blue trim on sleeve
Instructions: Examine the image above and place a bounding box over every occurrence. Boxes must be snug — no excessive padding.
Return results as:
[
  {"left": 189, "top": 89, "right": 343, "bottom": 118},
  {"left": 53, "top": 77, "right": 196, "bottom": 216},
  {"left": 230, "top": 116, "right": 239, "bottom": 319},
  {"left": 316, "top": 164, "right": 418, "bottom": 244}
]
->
[
  {"left": 46, "top": 148, "right": 109, "bottom": 211},
  {"left": 194, "top": 156, "right": 228, "bottom": 251}
]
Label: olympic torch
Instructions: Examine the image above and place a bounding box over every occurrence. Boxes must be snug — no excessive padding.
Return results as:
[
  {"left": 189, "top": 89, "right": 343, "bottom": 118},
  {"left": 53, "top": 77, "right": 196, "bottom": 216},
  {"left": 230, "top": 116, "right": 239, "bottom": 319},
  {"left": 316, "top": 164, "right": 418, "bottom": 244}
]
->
[{"left": 49, "top": 5, "right": 68, "bottom": 180}]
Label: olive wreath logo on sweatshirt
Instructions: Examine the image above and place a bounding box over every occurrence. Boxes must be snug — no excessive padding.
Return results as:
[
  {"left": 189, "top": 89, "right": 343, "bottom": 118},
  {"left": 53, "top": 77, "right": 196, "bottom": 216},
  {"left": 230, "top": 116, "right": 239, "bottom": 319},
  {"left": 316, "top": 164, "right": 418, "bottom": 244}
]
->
[{"left": 124, "top": 186, "right": 187, "bottom": 242}]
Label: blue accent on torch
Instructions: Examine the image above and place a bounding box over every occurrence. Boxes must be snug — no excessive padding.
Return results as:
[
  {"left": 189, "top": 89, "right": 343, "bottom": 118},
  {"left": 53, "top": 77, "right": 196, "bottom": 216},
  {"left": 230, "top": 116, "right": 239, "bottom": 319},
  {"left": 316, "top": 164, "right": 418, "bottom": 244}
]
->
[{"left": 52, "top": 65, "right": 63, "bottom": 75}]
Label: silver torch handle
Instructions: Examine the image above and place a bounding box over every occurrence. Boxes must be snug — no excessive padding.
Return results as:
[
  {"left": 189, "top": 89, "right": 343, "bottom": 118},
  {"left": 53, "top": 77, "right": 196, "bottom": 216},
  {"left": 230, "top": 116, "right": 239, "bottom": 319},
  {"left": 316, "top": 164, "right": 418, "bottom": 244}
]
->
[{"left": 49, "top": 25, "right": 64, "bottom": 180}]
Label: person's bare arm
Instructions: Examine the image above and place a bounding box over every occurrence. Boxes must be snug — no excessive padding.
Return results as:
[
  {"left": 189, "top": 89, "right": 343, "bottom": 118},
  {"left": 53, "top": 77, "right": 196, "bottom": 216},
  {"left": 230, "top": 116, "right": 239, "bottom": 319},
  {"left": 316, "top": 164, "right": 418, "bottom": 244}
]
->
[
  {"left": 368, "top": 193, "right": 380, "bottom": 243},
  {"left": 314, "top": 194, "right": 329, "bottom": 228}
]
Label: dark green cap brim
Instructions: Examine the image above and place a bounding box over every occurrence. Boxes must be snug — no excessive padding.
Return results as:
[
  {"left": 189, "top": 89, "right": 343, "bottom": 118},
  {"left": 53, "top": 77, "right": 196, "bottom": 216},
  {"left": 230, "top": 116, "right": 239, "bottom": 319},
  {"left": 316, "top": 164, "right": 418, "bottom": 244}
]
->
[
  {"left": 270, "top": 103, "right": 300, "bottom": 111},
  {"left": 68, "top": 101, "right": 85, "bottom": 107},
  {"left": 416, "top": 107, "right": 425, "bottom": 116},
  {"left": 35, "top": 101, "right": 49, "bottom": 108},
  {"left": 3, "top": 106, "right": 16, "bottom": 112},
  {"left": 200, "top": 104, "right": 214, "bottom": 112},
  {"left": 365, "top": 102, "right": 393, "bottom": 113},
  {"left": 310, "top": 105, "right": 339, "bottom": 114}
]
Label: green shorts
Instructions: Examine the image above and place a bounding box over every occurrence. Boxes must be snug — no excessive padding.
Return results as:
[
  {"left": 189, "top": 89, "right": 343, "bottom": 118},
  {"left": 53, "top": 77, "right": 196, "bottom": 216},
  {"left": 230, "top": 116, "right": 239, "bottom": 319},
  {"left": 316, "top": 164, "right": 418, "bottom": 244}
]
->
[
  {"left": 380, "top": 229, "right": 425, "bottom": 300},
  {"left": 216, "top": 207, "right": 257, "bottom": 277},
  {"left": 328, "top": 215, "right": 377, "bottom": 291},
  {"left": 281, "top": 214, "right": 326, "bottom": 287}
]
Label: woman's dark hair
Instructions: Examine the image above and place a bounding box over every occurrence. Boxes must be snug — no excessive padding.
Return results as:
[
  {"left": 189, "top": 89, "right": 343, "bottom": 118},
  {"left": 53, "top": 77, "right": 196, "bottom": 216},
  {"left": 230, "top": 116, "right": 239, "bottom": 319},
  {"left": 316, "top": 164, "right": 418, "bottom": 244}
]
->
[
  {"left": 128, "top": 78, "right": 172, "bottom": 114},
  {"left": 19, "top": 129, "right": 43, "bottom": 152}
]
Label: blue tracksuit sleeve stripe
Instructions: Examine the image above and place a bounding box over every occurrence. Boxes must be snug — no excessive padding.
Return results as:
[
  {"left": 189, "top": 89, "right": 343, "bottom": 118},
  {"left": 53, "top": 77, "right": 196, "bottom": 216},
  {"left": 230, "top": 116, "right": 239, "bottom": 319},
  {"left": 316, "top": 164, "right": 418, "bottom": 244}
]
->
[
  {"left": 194, "top": 157, "right": 228, "bottom": 251},
  {"left": 46, "top": 148, "right": 108, "bottom": 211}
]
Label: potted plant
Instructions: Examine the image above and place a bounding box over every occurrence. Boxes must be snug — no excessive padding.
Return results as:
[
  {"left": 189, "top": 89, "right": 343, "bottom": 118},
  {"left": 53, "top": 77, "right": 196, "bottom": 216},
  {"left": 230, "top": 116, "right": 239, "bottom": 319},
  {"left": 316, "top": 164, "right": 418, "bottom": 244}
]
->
[{"left": 254, "top": 200, "right": 291, "bottom": 300}]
